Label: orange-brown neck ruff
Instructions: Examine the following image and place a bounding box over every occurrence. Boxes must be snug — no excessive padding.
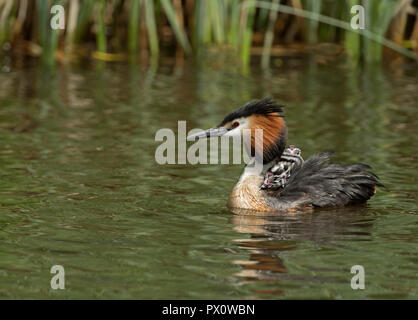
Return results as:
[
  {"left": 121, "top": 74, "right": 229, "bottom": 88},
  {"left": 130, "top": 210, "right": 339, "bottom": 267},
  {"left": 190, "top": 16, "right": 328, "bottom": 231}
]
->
[{"left": 248, "top": 113, "right": 287, "bottom": 163}]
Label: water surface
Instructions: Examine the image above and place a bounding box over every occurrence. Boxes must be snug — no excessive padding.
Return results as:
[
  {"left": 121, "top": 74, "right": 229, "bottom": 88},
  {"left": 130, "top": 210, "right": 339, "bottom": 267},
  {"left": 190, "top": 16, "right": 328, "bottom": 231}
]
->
[{"left": 0, "top": 56, "right": 417, "bottom": 299}]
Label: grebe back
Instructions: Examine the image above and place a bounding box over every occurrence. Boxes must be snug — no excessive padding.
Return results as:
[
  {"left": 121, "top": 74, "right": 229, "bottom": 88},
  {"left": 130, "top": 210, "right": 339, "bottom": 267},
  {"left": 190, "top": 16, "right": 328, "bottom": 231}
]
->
[{"left": 187, "top": 98, "right": 382, "bottom": 213}]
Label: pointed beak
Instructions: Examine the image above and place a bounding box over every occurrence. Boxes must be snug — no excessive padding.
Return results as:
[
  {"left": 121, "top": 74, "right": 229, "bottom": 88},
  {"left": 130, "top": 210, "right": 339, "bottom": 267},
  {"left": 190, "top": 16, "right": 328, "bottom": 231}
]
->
[{"left": 187, "top": 127, "right": 228, "bottom": 141}]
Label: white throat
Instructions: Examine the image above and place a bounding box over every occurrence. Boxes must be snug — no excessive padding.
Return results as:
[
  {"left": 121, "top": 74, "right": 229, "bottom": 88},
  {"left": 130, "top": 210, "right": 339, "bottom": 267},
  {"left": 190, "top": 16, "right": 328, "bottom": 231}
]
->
[{"left": 238, "top": 159, "right": 275, "bottom": 182}]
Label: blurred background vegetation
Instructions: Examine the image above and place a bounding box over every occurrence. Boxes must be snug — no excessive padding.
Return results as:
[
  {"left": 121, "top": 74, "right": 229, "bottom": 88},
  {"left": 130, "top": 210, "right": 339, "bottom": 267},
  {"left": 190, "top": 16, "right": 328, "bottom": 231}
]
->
[{"left": 0, "top": 0, "right": 417, "bottom": 69}]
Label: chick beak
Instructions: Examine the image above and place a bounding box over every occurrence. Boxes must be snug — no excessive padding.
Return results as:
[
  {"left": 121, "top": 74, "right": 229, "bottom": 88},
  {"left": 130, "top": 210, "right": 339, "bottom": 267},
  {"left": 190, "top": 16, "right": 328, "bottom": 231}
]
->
[{"left": 186, "top": 127, "right": 228, "bottom": 141}]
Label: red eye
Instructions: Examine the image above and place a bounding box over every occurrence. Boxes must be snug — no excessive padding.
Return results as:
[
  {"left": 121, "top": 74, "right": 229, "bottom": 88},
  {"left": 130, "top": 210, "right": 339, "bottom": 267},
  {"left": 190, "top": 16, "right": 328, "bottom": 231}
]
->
[{"left": 232, "top": 122, "right": 239, "bottom": 128}]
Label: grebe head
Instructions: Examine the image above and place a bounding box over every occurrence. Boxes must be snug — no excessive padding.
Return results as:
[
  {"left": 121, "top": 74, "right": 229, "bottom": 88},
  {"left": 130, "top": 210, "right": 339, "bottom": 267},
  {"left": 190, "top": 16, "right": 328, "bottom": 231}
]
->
[{"left": 187, "top": 98, "right": 287, "bottom": 163}]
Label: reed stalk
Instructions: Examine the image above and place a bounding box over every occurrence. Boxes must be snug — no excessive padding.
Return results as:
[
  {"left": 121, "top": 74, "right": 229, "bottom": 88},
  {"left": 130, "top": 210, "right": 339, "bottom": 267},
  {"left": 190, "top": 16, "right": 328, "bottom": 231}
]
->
[
  {"left": 239, "top": 0, "right": 256, "bottom": 66},
  {"left": 95, "top": 0, "right": 106, "bottom": 53},
  {"left": 0, "top": 0, "right": 14, "bottom": 43},
  {"left": 160, "top": 0, "right": 192, "bottom": 53},
  {"left": 128, "top": 0, "right": 140, "bottom": 54},
  {"left": 65, "top": 0, "right": 79, "bottom": 54},
  {"left": 143, "top": 0, "right": 159, "bottom": 57},
  {"left": 261, "top": 0, "right": 279, "bottom": 68},
  {"left": 304, "top": 0, "right": 321, "bottom": 43},
  {"left": 209, "top": 0, "right": 225, "bottom": 45},
  {"left": 0, "top": 0, "right": 415, "bottom": 67},
  {"left": 227, "top": 0, "right": 240, "bottom": 46}
]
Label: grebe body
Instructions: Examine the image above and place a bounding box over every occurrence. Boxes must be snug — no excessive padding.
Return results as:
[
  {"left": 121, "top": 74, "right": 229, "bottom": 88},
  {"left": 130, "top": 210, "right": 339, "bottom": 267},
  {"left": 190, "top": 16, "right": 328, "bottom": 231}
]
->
[{"left": 187, "top": 99, "right": 382, "bottom": 213}]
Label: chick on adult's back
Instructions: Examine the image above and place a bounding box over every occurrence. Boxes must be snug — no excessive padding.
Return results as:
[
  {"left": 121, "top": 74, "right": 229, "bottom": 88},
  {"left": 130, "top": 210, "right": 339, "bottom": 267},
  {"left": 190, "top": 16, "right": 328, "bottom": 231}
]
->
[{"left": 187, "top": 98, "right": 382, "bottom": 213}]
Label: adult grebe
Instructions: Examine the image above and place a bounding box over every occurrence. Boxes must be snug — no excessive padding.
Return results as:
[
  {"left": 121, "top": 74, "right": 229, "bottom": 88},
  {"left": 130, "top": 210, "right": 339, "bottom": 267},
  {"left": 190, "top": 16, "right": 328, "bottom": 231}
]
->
[{"left": 187, "top": 98, "right": 382, "bottom": 213}]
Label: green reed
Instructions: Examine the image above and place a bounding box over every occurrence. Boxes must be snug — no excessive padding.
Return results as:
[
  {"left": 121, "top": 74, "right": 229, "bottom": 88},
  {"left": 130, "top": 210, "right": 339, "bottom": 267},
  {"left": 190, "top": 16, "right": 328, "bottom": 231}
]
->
[
  {"left": 0, "top": 0, "right": 415, "bottom": 67},
  {"left": 128, "top": 0, "right": 140, "bottom": 53}
]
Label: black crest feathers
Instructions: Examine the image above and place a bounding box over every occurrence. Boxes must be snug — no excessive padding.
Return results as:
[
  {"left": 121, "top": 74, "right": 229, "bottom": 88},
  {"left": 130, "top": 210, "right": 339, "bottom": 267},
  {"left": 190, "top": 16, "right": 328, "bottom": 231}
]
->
[{"left": 218, "top": 98, "right": 284, "bottom": 126}]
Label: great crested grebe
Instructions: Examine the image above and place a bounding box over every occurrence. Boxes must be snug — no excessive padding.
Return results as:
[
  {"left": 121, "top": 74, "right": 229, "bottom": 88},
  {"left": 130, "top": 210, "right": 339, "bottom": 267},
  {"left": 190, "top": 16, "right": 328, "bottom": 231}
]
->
[{"left": 187, "top": 98, "right": 382, "bottom": 213}]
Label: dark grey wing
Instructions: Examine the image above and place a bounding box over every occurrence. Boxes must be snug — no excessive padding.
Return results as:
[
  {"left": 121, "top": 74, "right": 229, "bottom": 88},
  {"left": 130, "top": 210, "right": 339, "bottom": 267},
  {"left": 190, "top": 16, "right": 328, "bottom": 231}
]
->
[{"left": 274, "top": 152, "right": 383, "bottom": 207}]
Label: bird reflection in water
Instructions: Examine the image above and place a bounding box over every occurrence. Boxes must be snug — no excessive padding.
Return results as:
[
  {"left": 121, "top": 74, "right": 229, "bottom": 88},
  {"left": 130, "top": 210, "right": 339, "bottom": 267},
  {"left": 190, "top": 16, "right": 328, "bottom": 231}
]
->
[{"left": 228, "top": 206, "right": 376, "bottom": 297}]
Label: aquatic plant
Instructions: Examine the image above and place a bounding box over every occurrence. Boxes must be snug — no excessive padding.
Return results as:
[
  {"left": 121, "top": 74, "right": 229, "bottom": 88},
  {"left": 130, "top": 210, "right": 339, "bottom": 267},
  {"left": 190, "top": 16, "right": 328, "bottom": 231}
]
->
[{"left": 0, "top": 0, "right": 416, "bottom": 67}]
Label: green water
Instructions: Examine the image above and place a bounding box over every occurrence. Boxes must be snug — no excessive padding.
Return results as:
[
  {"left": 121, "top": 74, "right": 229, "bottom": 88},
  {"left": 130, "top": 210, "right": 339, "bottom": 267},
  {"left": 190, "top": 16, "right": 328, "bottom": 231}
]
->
[{"left": 0, "top": 56, "right": 417, "bottom": 299}]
